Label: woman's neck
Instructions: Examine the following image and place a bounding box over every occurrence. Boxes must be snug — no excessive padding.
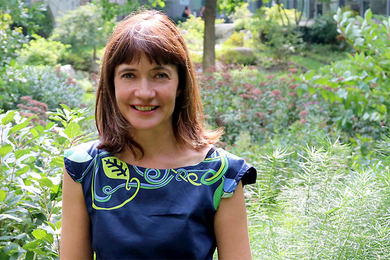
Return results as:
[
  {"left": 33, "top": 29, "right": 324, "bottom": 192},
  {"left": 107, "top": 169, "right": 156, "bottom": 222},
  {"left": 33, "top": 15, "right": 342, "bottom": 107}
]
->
[{"left": 116, "top": 127, "right": 211, "bottom": 169}]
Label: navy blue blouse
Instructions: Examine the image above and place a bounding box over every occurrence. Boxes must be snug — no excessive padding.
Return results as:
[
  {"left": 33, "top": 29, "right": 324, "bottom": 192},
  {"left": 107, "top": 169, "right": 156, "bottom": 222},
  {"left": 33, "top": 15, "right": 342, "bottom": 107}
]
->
[{"left": 64, "top": 140, "right": 256, "bottom": 259}]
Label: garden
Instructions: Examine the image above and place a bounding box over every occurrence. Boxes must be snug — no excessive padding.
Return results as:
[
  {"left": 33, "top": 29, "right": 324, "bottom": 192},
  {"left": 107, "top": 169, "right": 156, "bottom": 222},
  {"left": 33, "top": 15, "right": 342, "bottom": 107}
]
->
[{"left": 1, "top": 0, "right": 390, "bottom": 259}]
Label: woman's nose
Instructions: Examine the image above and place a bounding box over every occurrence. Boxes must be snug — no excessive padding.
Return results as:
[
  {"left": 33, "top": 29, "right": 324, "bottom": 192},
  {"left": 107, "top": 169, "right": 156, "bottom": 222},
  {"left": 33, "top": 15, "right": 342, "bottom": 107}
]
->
[{"left": 134, "top": 79, "right": 156, "bottom": 99}]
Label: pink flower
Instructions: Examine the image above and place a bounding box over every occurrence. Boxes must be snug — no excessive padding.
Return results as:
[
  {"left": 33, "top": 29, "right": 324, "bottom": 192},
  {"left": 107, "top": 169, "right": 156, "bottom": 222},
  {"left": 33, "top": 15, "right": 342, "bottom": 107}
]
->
[
  {"left": 251, "top": 89, "right": 262, "bottom": 95},
  {"left": 289, "top": 68, "right": 298, "bottom": 73},
  {"left": 300, "top": 110, "right": 308, "bottom": 117},
  {"left": 266, "top": 75, "right": 275, "bottom": 80},
  {"left": 270, "top": 90, "right": 282, "bottom": 97}
]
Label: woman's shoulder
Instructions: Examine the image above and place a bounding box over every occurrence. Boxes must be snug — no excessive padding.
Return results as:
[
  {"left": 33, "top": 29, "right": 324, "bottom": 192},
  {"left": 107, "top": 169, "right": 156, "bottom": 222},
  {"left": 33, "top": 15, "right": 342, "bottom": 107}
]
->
[{"left": 64, "top": 140, "right": 102, "bottom": 163}]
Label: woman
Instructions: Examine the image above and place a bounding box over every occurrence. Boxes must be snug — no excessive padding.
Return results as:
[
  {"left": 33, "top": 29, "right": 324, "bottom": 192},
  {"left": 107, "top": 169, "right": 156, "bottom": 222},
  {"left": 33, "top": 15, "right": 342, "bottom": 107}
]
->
[
  {"left": 182, "top": 5, "right": 191, "bottom": 19},
  {"left": 60, "top": 10, "right": 256, "bottom": 260}
]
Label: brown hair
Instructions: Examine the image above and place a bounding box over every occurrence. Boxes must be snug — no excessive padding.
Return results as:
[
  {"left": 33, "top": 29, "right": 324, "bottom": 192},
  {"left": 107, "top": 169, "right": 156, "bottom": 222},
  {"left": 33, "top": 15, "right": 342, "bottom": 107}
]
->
[{"left": 95, "top": 10, "right": 221, "bottom": 157}]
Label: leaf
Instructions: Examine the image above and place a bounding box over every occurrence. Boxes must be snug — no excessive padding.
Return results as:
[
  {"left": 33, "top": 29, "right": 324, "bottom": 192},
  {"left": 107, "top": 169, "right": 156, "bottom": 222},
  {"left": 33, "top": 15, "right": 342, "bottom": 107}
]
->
[
  {"left": 304, "top": 70, "right": 315, "bottom": 80},
  {"left": 15, "top": 148, "right": 31, "bottom": 160},
  {"left": 364, "top": 8, "right": 372, "bottom": 21},
  {"left": 0, "top": 214, "right": 23, "bottom": 222},
  {"left": 362, "top": 112, "right": 370, "bottom": 120},
  {"left": 31, "top": 229, "right": 47, "bottom": 240},
  {"left": 1, "top": 111, "right": 16, "bottom": 125},
  {"left": 60, "top": 104, "right": 72, "bottom": 112},
  {"left": 15, "top": 166, "right": 30, "bottom": 177},
  {"left": 22, "top": 240, "right": 41, "bottom": 250},
  {"left": 0, "top": 190, "right": 6, "bottom": 202},
  {"left": 55, "top": 220, "right": 62, "bottom": 230},
  {"left": 355, "top": 37, "right": 365, "bottom": 47},
  {"left": 38, "top": 177, "right": 53, "bottom": 188},
  {"left": 0, "top": 144, "right": 13, "bottom": 157},
  {"left": 9, "top": 121, "right": 30, "bottom": 134},
  {"left": 63, "top": 121, "right": 82, "bottom": 140},
  {"left": 46, "top": 221, "right": 56, "bottom": 230},
  {"left": 50, "top": 156, "right": 64, "bottom": 168},
  {"left": 337, "top": 88, "right": 349, "bottom": 99}
]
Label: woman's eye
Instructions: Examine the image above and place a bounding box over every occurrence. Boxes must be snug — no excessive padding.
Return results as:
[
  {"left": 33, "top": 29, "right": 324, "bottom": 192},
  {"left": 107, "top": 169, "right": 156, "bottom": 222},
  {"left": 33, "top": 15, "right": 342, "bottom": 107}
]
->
[
  {"left": 156, "top": 73, "right": 169, "bottom": 79},
  {"left": 123, "top": 73, "right": 135, "bottom": 79}
]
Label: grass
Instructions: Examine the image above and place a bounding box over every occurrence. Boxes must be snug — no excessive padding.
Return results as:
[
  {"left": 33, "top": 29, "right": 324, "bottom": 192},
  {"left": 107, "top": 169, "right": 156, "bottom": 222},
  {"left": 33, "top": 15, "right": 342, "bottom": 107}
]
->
[{"left": 290, "top": 55, "right": 325, "bottom": 72}]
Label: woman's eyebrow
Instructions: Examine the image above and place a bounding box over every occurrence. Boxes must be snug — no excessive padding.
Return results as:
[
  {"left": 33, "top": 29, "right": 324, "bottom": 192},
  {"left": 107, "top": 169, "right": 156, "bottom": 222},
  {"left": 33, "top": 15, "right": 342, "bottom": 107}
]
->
[
  {"left": 151, "top": 66, "right": 170, "bottom": 71},
  {"left": 117, "top": 67, "right": 137, "bottom": 74}
]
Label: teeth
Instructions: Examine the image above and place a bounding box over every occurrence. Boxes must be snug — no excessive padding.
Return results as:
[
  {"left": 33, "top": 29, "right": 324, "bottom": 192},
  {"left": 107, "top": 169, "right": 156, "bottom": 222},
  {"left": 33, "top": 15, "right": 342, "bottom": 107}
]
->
[{"left": 134, "top": 106, "right": 156, "bottom": 111}]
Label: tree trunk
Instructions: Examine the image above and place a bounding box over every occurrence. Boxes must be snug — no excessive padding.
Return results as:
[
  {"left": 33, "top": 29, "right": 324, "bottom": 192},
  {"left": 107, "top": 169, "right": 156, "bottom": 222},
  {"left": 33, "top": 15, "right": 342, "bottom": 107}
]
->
[{"left": 202, "top": 0, "right": 217, "bottom": 71}]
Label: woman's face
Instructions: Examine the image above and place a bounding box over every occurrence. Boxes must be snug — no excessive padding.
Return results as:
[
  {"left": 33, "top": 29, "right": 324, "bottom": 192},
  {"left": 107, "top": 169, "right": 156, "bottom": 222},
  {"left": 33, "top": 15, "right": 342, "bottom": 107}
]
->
[{"left": 114, "top": 52, "right": 180, "bottom": 135}]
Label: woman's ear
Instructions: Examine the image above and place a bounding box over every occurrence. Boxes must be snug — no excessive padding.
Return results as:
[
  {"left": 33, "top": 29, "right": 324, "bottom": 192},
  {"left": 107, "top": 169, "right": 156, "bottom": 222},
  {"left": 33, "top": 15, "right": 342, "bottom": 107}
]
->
[{"left": 176, "top": 87, "right": 182, "bottom": 97}]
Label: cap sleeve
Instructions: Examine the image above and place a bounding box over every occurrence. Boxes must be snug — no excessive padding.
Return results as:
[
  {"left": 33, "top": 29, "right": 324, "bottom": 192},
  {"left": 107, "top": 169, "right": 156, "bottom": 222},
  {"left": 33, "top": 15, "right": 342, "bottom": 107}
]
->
[
  {"left": 63, "top": 140, "right": 100, "bottom": 182},
  {"left": 219, "top": 149, "right": 257, "bottom": 199}
]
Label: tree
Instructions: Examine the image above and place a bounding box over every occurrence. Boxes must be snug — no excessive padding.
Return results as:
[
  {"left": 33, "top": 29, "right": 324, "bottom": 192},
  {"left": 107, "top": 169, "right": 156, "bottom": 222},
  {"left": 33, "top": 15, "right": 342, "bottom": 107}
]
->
[
  {"left": 202, "top": 0, "right": 246, "bottom": 70},
  {"left": 97, "top": 0, "right": 166, "bottom": 21},
  {"left": 202, "top": 0, "right": 217, "bottom": 70},
  {"left": 51, "top": 3, "right": 115, "bottom": 62}
]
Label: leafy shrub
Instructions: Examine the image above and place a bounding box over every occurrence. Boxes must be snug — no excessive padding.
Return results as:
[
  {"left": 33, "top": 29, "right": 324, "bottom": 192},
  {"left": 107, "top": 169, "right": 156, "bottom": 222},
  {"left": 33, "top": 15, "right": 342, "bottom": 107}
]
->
[
  {"left": 0, "top": 13, "right": 28, "bottom": 67},
  {"left": 224, "top": 31, "right": 245, "bottom": 47},
  {"left": 63, "top": 50, "right": 94, "bottom": 71},
  {"left": 0, "top": 0, "right": 52, "bottom": 37},
  {"left": 220, "top": 49, "right": 256, "bottom": 65},
  {"left": 0, "top": 106, "right": 94, "bottom": 260},
  {"left": 228, "top": 3, "right": 253, "bottom": 31},
  {"left": 298, "top": 14, "right": 339, "bottom": 44},
  {"left": 247, "top": 7, "right": 305, "bottom": 62},
  {"left": 16, "top": 34, "right": 70, "bottom": 66},
  {"left": 0, "top": 65, "right": 84, "bottom": 111},
  {"left": 298, "top": 9, "right": 390, "bottom": 139},
  {"left": 51, "top": 2, "right": 116, "bottom": 69}
]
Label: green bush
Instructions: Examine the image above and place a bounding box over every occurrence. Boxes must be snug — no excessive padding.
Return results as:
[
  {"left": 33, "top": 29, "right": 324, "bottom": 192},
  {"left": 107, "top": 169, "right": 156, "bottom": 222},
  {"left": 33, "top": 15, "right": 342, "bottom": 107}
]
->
[
  {"left": 0, "top": 65, "right": 84, "bottom": 111},
  {"left": 221, "top": 49, "right": 256, "bottom": 65},
  {"left": 0, "top": 106, "right": 94, "bottom": 260},
  {"left": 224, "top": 31, "right": 246, "bottom": 47},
  {"left": 298, "top": 14, "right": 339, "bottom": 44},
  {"left": 298, "top": 9, "right": 390, "bottom": 139},
  {"left": 16, "top": 34, "right": 70, "bottom": 66},
  {"left": 0, "top": 13, "right": 28, "bottom": 67},
  {"left": 228, "top": 3, "right": 253, "bottom": 31},
  {"left": 248, "top": 8, "right": 305, "bottom": 62}
]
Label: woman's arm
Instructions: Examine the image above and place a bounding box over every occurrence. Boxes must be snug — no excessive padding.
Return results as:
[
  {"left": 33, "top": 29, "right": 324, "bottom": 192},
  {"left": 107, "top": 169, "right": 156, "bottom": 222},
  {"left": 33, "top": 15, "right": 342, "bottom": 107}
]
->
[
  {"left": 214, "top": 182, "right": 252, "bottom": 260},
  {"left": 60, "top": 168, "right": 93, "bottom": 260}
]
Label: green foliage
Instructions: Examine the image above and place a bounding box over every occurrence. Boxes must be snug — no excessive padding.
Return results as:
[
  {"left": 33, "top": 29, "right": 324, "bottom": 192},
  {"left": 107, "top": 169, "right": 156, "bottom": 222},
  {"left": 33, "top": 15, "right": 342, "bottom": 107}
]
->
[
  {"left": 228, "top": 3, "right": 253, "bottom": 31},
  {"left": 51, "top": 3, "right": 116, "bottom": 53},
  {"left": 96, "top": 0, "right": 166, "bottom": 21},
  {"left": 0, "top": 106, "right": 94, "bottom": 260},
  {"left": 299, "top": 14, "right": 339, "bottom": 44},
  {"left": 16, "top": 34, "right": 70, "bottom": 66},
  {"left": 178, "top": 15, "right": 204, "bottom": 62},
  {"left": 0, "top": 0, "right": 53, "bottom": 37},
  {"left": 0, "top": 13, "right": 28, "bottom": 67},
  {"left": 0, "top": 65, "right": 84, "bottom": 111},
  {"left": 248, "top": 6, "right": 305, "bottom": 62},
  {"left": 298, "top": 9, "right": 390, "bottom": 137},
  {"left": 217, "top": 0, "right": 246, "bottom": 14},
  {"left": 220, "top": 49, "right": 256, "bottom": 65},
  {"left": 200, "top": 65, "right": 329, "bottom": 145},
  {"left": 263, "top": 4, "right": 301, "bottom": 26},
  {"left": 246, "top": 139, "right": 390, "bottom": 259},
  {"left": 223, "top": 31, "right": 245, "bottom": 47}
]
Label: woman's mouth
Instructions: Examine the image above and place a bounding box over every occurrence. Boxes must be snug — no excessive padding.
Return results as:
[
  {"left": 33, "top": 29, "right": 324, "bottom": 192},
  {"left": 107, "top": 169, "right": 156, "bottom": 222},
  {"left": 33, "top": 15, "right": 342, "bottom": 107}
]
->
[{"left": 133, "top": 106, "right": 158, "bottom": 111}]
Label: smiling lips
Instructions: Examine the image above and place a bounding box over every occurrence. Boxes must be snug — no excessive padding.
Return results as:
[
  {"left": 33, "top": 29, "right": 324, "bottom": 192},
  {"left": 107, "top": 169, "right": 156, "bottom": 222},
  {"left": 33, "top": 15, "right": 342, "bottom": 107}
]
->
[{"left": 133, "top": 106, "right": 158, "bottom": 111}]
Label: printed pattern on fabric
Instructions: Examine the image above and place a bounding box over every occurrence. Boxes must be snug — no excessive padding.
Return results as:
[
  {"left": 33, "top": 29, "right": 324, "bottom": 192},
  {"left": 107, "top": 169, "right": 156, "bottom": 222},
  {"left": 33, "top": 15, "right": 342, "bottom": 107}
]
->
[{"left": 64, "top": 143, "right": 244, "bottom": 211}]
